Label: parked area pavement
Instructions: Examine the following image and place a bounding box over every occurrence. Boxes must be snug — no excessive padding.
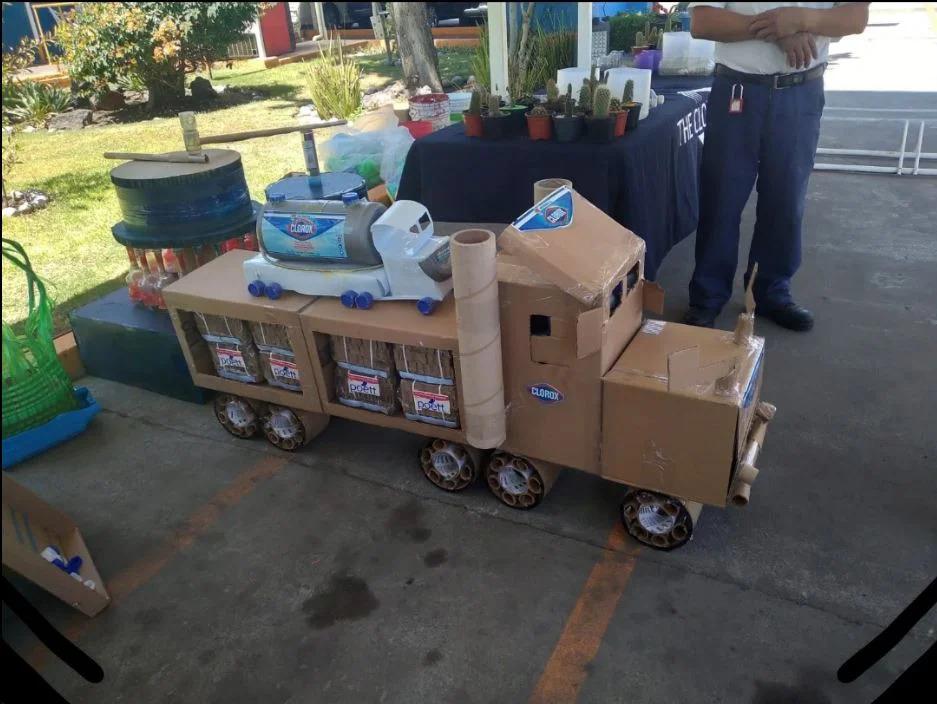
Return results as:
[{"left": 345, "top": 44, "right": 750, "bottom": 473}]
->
[{"left": 4, "top": 5, "right": 936, "bottom": 703}]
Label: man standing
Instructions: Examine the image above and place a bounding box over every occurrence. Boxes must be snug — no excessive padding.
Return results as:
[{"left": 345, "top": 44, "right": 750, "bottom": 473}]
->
[{"left": 684, "top": 3, "right": 869, "bottom": 330}]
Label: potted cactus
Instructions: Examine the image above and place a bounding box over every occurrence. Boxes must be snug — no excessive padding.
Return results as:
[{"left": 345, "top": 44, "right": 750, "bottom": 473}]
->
[
  {"left": 553, "top": 84, "right": 583, "bottom": 143},
  {"left": 481, "top": 93, "right": 508, "bottom": 139},
  {"left": 526, "top": 105, "right": 552, "bottom": 141},
  {"left": 610, "top": 98, "right": 627, "bottom": 138},
  {"left": 585, "top": 85, "right": 615, "bottom": 143},
  {"left": 505, "top": 94, "right": 534, "bottom": 136},
  {"left": 623, "top": 79, "right": 642, "bottom": 131},
  {"left": 463, "top": 88, "right": 484, "bottom": 138},
  {"left": 578, "top": 80, "right": 593, "bottom": 116},
  {"left": 544, "top": 79, "right": 560, "bottom": 112}
]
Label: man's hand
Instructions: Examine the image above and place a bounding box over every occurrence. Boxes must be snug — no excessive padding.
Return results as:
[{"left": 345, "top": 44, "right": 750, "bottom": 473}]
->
[
  {"left": 777, "top": 32, "right": 818, "bottom": 70},
  {"left": 749, "top": 7, "right": 808, "bottom": 41}
]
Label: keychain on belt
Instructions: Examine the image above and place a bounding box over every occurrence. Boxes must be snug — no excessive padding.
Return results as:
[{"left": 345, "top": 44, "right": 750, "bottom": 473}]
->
[{"left": 729, "top": 83, "right": 744, "bottom": 114}]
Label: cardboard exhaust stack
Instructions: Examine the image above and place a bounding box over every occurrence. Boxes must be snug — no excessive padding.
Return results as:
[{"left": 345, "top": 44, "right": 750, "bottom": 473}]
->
[{"left": 450, "top": 229, "right": 506, "bottom": 448}]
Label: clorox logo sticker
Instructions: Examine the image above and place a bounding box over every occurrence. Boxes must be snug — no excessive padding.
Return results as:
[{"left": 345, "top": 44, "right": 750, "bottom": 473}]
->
[
  {"left": 544, "top": 205, "right": 569, "bottom": 226},
  {"left": 528, "top": 383, "right": 564, "bottom": 404},
  {"left": 287, "top": 215, "right": 317, "bottom": 240},
  {"left": 513, "top": 187, "right": 575, "bottom": 232}
]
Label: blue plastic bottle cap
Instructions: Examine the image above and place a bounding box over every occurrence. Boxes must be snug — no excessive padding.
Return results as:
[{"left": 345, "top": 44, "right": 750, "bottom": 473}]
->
[
  {"left": 417, "top": 297, "right": 437, "bottom": 316},
  {"left": 341, "top": 191, "right": 359, "bottom": 206},
  {"left": 268, "top": 193, "right": 286, "bottom": 203},
  {"left": 267, "top": 282, "right": 283, "bottom": 300},
  {"left": 355, "top": 291, "right": 374, "bottom": 309},
  {"left": 248, "top": 280, "right": 266, "bottom": 297},
  {"left": 341, "top": 290, "right": 358, "bottom": 308}
]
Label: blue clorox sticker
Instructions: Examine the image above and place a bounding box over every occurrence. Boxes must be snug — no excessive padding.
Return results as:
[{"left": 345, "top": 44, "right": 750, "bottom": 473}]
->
[
  {"left": 261, "top": 212, "right": 347, "bottom": 259},
  {"left": 528, "top": 383, "right": 564, "bottom": 405},
  {"left": 512, "top": 187, "right": 574, "bottom": 232}
]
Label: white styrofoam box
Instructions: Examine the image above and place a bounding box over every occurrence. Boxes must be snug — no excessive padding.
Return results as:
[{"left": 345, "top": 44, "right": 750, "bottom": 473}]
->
[
  {"left": 605, "top": 67, "right": 652, "bottom": 120},
  {"left": 447, "top": 91, "right": 472, "bottom": 113},
  {"left": 556, "top": 67, "right": 589, "bottom": 96},
  {"left": 660, "top": 32, "right": 715, "bottom": 76}
]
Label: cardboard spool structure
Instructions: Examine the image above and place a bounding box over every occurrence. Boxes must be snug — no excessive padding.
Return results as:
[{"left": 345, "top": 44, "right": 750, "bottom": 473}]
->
[{"left": 163, "top": 186, "right": 774, "bottom": 550}]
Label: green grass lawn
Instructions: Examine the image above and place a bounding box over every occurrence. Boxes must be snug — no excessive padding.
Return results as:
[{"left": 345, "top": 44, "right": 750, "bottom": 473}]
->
[{"left": 1, "top": 47, "right": 474, "bottom": 333}]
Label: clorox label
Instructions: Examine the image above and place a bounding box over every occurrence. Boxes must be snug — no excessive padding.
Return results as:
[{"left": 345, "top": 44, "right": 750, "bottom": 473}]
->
[
  {"left": 512, "top": 187, "right": 574, "bottom": 232},
  {"left": 261, "top": 212, "right": 348, "bottom": 259},
  {"left": 528, "top": 383, "right": 564, "bottom": 405}
]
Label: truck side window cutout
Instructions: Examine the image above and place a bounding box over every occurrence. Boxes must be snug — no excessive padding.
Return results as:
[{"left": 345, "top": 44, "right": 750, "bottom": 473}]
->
[
  {"left": 609, "top": 282, "right": 623, "bottom": 317},
  {"left": 626, "top": 262, "right": 640, "bottom": 294},
  {"left": 530, "top": 314, "right": 551, "bottom": 337}
]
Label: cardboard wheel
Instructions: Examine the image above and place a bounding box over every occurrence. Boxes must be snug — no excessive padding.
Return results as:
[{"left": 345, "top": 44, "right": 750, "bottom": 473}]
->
[
  {"left": 214, "top": 395, "right": 260, "bottom": 439},
  {"left": 620, "top": 490, "right": 694, "bottom": 550},
  {"left": 419, "top": 439, "right": 479, "bottom": 491},
  {"left": 263, "top": 405, "right": 313, "bottom": 451},
  {"left": 485, "top": 453, "right": 557, "bottom": 510}
]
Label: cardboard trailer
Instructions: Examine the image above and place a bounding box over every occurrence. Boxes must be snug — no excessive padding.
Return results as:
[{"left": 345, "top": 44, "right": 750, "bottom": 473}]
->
[{"left": 163, "top": 188, "right": 774, "bottom": 550}]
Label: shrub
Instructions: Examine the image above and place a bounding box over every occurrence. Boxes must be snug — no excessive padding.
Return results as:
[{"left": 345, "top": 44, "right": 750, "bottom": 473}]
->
[
  {"left": 609, "top": 13, "right": 654, "bottom": 52},
  {"left": 54, "top": 2, "right": 262, "bottom": 110},
  {"left": 471, "top": 22, "right": 491, "bottom": 91},
  {"left": 532, "top": 28, "right": 576, "bottom": 92},
  {"left": 6, "top": 82, "right": 72, "bottom": 127},
  {"left": 303, "top": 43, "right": 361, "bottom": 120}
]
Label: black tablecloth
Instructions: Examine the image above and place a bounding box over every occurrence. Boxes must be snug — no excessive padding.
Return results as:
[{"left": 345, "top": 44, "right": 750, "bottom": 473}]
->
[{"left": 397, "top": 88, "right": 710, "bottom": 280}]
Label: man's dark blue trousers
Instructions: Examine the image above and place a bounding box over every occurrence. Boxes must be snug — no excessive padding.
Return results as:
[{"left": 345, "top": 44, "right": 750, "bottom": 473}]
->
[{"left": 690, "top": 69, "right": 825, "bottom": 311}]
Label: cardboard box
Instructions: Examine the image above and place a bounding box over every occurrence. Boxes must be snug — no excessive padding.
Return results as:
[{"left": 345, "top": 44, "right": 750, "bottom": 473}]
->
[
  {"left": 330, "top": 335, "right": 396, "bottom": 377},
  {"left": 394, "top": 344, "right": 455, "bottom": 384},
  {"left": 335, "top": 365, "right": 399, "bottom": 414},
  {"left": 300, "top": 297, "right": 468, "bottom": 443},
  {"left": 600, "top": 321, "right": 765, "bottom": 506},
  {"left": 2, "top": 474, "right": 110, "bottom": 617},
  {"left": 495, "top": 188, "right": 648, "bottom": 473},
  {"left": 399, "top": 378, "right": 460, "bottom": 427},
  {"left": 163, "top": 250, "right": 324, "bottom": 412}
]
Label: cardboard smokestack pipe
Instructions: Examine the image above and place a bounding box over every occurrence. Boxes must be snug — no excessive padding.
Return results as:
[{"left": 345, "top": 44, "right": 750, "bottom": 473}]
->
[
  {"left": 533, "top": 178, "right": 572, "bottom": 206},
  {"left": 450, "top": 229, "right": 506, "bottom": 449}
]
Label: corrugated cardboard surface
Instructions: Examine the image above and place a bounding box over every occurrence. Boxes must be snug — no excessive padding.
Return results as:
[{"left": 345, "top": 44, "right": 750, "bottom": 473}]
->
[
  {"left": 163, "top": 251, "right": 324, "bottom": 412},
  {"left": 496, "top": 253, "right": 645, "bottom": 473},
  {"left": 600, "top": 322, "right": 765, "bottom": 506},
  {"left": 300, "top": 297, "right": 459, "bottom": 351},
  {"left": 2, "top": 474, "right": 110, "bottom": 617},
  {"left": 498, "top": 189, "right": 646, "bottom": 306}
]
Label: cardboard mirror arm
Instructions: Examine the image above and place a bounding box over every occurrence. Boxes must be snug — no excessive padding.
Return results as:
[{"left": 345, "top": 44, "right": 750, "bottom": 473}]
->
[{"left": 729, "top": 402, "right": 775, "bottom": 507}]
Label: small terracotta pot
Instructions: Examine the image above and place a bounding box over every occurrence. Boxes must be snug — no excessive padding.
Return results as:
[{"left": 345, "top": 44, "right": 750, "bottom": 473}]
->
[
  {"left": 463, "top": 112, "right": 483, "bottom": 138},
  {"left": 527, "top": 113, "right": 553, "bottom": 141},
  {"left": 612, "top": 110, "right": 627, "bottom": 138}
]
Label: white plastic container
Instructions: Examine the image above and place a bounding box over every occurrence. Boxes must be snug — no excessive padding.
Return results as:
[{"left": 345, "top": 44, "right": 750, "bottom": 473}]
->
[
  {"left": 660, "top": 32, "right": 715, "bottom": 76},
  {"left": 447, "top": 91, "right": 472, "bottom": 114},
  {"left": 556, "top": 67, "right": 589, "bottom": 95},
  {"left": 605, "top": 67, "right": 652, "bottom": 120}
]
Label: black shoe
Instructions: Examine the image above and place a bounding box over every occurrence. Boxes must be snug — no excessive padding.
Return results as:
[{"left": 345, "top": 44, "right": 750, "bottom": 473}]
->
[
  {"left": 758, "top": 302, "right": 814, "bottom": 331},
  {"left": 682, "top": 306, "right": 718, "bottom": 328}
]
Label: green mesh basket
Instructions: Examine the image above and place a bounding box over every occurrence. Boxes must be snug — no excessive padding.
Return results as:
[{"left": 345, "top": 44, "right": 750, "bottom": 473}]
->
[{"left": 2, "top": 238, "right": 78, "bottom": 439}]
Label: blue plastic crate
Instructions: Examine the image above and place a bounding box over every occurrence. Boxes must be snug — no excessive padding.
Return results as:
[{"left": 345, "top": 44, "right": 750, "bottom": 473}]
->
[{"left": 2, "top": 387, "right": 101, "bottom": 470}]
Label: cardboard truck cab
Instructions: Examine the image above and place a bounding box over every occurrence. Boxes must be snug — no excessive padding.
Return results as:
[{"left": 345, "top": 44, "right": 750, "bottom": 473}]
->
[{"left": 495, "top": 187, "right": 768, "bottom": 508}]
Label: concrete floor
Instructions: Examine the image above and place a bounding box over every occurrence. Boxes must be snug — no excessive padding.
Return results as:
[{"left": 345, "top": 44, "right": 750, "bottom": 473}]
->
[{"left": 5, "top": 6, "right": 937, "bottom": 704}]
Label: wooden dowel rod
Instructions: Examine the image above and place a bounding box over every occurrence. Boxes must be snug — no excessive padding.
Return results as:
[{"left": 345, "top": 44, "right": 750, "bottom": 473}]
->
[
  {"left": 199, "top": 120, "right": 346, "bottom": 145},
  {"left": 104, "top": 152, "right": 208, "bottom": 163}
]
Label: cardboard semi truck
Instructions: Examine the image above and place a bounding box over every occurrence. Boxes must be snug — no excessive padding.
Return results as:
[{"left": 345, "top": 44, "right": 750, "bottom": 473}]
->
[{"left": 164, "top": 187, "right": 774, "bottom": 551}]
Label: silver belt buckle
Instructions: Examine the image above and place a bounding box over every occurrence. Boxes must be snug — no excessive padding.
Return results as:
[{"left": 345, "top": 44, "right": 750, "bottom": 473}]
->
[{"left": 773, "top": 74, "right": 788, "bottom": 90}]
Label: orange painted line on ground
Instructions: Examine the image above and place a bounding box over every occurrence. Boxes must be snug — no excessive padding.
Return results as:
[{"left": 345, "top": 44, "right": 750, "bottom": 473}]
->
[
  {"left": 529, "top": 523, "right": 640, "bottom": 704},
  {"left": 27, "top": 454, "right": 288, "bottom": 668}
]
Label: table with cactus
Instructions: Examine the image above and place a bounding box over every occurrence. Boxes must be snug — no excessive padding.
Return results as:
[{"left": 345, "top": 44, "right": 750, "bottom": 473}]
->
[{"left": 398, "top": 75, "right": 712, "bottom": 280}]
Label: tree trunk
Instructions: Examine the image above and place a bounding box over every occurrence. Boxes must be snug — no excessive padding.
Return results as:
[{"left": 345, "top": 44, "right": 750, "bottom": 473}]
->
[
  {"left": 146, "top": 68, "right": 186, "bottom": 112},
  {"left": 389, "top": 2, "right": 443, "bottom": 93}
]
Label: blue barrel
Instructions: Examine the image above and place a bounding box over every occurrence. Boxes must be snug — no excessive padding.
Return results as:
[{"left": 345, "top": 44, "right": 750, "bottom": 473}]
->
[{"left": 110, "top": 149, "right": 258, "bottom": 249}]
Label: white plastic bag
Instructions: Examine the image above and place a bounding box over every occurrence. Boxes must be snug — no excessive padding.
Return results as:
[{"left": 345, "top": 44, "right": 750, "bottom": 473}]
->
[{"left": 319, "top": 125, "right": 413, "bottom": 194}]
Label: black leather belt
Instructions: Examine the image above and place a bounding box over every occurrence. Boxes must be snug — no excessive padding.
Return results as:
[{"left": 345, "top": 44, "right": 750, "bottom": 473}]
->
[{"left": 715, "top": 63, "right": 826, "bottom": 89}]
